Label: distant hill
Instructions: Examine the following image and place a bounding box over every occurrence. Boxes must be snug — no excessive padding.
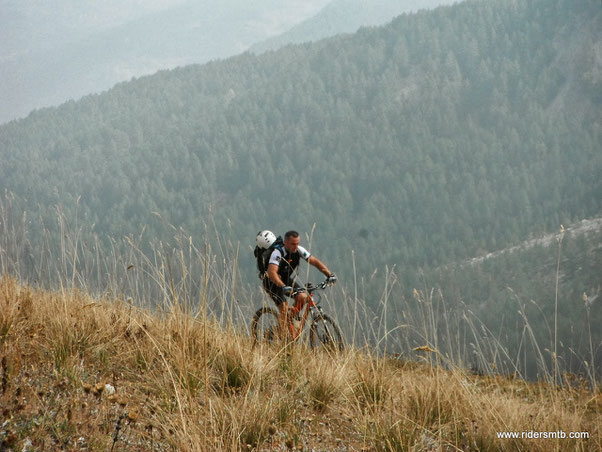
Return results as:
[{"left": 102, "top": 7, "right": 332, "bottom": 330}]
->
[
  {"left": 250, "top": 0, "right": 456, "bottom": 54},
  {"left": 0, "top": 0, "right": 330, "bottom": 124},
  {"left": 427, "top": 217, "right": 602, "bottom": 378}
]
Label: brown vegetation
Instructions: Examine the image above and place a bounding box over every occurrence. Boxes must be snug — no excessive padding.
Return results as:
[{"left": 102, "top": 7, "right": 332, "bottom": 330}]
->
[{"left": 0, "top": 275, "right": 600, "bottom": 451}]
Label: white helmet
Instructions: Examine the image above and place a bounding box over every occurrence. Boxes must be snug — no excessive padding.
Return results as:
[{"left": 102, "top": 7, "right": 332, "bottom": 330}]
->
[{"left": 256, "top": 230, "right": 276, "bottom": 249}]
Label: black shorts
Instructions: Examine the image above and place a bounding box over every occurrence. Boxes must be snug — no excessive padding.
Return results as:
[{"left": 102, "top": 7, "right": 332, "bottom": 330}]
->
[{"left": 262, "top": 277, "right": 302, "bottom": 306}]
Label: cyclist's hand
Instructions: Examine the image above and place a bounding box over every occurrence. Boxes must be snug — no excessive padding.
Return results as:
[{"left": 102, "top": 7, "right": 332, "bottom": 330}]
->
[
  {"left": 326, "top": 273, "right": 337, "bottom": 285},
  {"left": 282, "top": 286, "right": 293, "bottom": 297}
]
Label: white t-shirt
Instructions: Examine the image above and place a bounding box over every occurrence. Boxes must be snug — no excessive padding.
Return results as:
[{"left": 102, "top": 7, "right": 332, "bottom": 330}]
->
[{"left": 268, "top": 245, "right": 311, "bottom": 267}]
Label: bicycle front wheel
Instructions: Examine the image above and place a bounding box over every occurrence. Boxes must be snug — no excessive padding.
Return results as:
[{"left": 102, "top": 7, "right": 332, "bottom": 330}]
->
[
  {"left": 250, "top": 307, "right": 280, "bottom": 345},
  {"left": 309, "top": 314, "right": 344, "bottom": 352}
]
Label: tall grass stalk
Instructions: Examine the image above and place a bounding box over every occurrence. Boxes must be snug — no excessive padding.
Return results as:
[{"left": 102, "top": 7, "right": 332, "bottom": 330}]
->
[
  {"left": 554, "top": 225, "right": 565, "bottom": 386},
  {"left": 352, "top": 250, "right": 359, "bottom": 349},
  {"left": 0, "top": 194, "right": 599, "bottom": 387},
  {"left": 0, "top": 210, "right": 600, "bottom": 449}
]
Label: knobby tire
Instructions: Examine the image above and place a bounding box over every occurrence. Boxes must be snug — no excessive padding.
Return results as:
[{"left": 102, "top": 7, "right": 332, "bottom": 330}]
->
[
  {"left": 309, "top": 314, "right": 344, "bottom": 352},
  {"left": 251, "top": 307, "right": 279, "bottom": 345}
]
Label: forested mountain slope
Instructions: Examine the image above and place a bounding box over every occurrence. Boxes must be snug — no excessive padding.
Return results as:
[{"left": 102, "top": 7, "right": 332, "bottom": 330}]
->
[{"left": 1, "top": 0, "right": 599, "bottom": 276}]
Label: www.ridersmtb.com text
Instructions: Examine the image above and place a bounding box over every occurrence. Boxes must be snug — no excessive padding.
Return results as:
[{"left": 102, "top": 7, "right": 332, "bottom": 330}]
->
[{"left": 497, "top": 431, "right": 589, "bottom": 439}]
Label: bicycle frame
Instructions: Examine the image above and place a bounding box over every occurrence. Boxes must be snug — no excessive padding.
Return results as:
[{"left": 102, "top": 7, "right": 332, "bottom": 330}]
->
[{"left": 287, "top": 282, "right": 327, "bottom": 341}]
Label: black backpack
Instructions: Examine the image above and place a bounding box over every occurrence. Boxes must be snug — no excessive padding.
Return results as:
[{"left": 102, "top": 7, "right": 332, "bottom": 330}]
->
[{"left": 254, "top": 235, "right": 284, "bottom": 278}]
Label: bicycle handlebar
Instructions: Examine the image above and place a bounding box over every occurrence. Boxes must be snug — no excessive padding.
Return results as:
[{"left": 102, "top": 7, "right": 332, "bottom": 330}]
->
[{"left": 291, "top": 278, "right": 332, "bottom": 297}]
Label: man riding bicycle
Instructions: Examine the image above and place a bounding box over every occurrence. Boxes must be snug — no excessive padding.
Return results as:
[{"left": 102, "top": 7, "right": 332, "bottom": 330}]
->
[{"left": 256, "top": 230, "right": 337, "bottom": 338}]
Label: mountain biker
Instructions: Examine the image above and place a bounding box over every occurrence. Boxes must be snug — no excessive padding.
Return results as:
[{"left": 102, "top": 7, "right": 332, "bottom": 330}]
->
[{"left": 257, "top": 230, "right": 336, "bottom": 338}]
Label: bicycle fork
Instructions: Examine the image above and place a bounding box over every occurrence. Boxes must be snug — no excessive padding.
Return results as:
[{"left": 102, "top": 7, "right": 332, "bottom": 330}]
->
[{"left": 288, "top": 302, "right": 316, "bottom": 341}]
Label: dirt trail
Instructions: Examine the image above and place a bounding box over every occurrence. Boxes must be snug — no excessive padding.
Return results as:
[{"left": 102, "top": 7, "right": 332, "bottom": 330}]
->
[{"left": 468, "top": 217, "right": 602, "bottom": 266}]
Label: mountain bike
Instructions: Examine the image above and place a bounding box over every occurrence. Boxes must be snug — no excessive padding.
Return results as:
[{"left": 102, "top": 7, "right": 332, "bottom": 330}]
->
[{"left": 250, "top": 279, "right": 344, "bottom": 351}]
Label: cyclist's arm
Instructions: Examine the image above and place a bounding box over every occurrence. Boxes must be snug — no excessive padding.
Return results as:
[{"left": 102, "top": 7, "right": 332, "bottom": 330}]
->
[
  {"left": 308, "top": 256, "right": 332, "bottom": 278},
  {"left": 267, "top": 263, "right": 286, "bottom": 288},
  {"left": 266, "top": 248, "right": 286, "bottom": 287}
]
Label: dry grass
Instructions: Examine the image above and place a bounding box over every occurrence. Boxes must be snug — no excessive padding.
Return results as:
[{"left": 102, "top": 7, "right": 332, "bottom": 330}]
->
[{"left": 0, "top": 275, "right": 600, "bottom": 451}]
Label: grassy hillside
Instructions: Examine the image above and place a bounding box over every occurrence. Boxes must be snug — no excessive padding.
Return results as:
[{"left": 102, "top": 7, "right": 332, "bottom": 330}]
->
[
  {"left": 0, "top": 276, "right": 600, "bottom": 451},
  {"left": 0, "top": 194, "right": 600, "bottom": 384}
]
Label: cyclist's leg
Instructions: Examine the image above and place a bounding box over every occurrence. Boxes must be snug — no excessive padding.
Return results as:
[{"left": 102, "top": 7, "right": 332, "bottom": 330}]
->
[
  {"left": 292, "top": 291, "right": 307, "bottom": 315},
  {"left": 289, "top": 280, "right": 306, "bottom": 315},
  {"left": 262, "top": 278, "right": 290, "bottom": 339}
]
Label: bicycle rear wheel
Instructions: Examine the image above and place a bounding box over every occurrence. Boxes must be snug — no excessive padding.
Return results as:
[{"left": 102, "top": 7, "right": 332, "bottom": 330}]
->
[
  {"left": 309, "top": 314, "right": 344, "bottom": 352},
  {"left": 250, "top": 307, "right": 280, "bottom": 345}
]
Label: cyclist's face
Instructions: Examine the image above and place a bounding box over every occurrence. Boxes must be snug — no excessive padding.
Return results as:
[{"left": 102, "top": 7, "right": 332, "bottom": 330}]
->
[{"left": 284, "top": 236, "right": 300, "bottom": 253}]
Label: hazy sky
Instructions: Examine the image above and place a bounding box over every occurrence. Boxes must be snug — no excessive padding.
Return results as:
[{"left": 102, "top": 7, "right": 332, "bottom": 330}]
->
[
  {"left": 1, "top": 0, "right": 331, "bottom": 124},
  {"left": 1, "top": 0, "right": 451, "bottom": 124}
]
